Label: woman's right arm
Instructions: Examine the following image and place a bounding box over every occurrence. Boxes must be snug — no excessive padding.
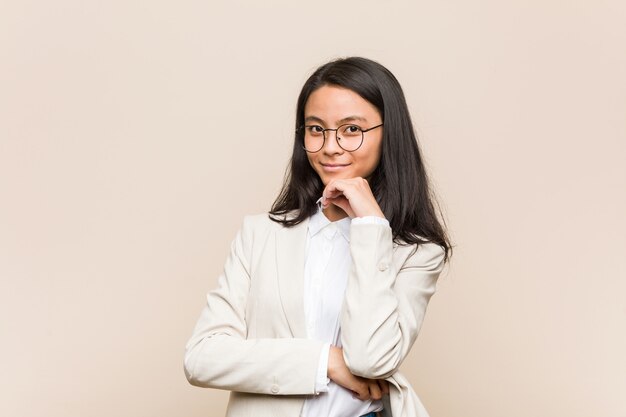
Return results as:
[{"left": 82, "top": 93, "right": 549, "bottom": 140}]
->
[
  {"left": 327, "top": 345, "right": 389, "bottom": 401},
  {"left": 183, "top": 216, "right": 324, "bottom": 396}
]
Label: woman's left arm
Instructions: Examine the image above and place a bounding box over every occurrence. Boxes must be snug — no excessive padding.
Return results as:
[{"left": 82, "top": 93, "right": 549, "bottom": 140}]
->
[{"left": 340, "top": 222, "right": 446, "bottom": 380}]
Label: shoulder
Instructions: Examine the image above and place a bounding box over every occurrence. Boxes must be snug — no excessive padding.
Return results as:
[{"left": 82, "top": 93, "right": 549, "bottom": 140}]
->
[
  {"left": 395, "top": 239, "right": 446, "bottom": 272},
  {"left": 230, "top": 213, "right": 278, "bottom": 264},
  {"left": 238, "top": 212, "right": 295, "bottom": 245},
  {"left": 241, "top": 212, "right": 274, "bottom": 228},
  {"left": 235, "top": 212, "right": 303, "bottom": 266},
  {"left": 239, "top": 212, "right": 280, "bottom": 238},
  {"left": 240, "top": 212, "right": 294, "bottom": 232}
]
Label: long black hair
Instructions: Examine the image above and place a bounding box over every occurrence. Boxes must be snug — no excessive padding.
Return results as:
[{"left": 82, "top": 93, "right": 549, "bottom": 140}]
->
[{"left": 269, "top": 57, "right": 452, "bottom": 263}]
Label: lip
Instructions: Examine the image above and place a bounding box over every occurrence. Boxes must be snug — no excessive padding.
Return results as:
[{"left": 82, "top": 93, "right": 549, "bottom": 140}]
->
[{"left": 320, "top": 163, "right": 350, "bottom": 172}]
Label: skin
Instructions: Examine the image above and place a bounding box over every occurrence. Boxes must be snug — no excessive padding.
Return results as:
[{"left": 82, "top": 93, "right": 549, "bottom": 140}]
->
[{"left": 304, "top": 84, "right": 390, "bottom": 400}]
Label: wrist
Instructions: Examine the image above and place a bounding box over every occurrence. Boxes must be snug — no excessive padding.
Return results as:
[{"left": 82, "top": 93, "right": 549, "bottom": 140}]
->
[
  {"left": 354, "top": 207, "right": 385, "bottom": 219},
  {"left": 327, "top": 345, "right": 341, "bottom": 380}
]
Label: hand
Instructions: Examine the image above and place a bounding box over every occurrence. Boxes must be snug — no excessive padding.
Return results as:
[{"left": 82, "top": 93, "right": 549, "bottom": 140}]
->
[
  {"left": 327, "top": 345, "right": 389, "bottom": 401},
  {"left": 321, "top": 177, "right": 385, "bottom": 219}
]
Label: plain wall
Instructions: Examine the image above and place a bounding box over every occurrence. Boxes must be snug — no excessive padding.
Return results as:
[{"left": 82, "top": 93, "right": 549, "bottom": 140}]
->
[{"left": 1, "top": 1, "right": 624, "bottom": 416}]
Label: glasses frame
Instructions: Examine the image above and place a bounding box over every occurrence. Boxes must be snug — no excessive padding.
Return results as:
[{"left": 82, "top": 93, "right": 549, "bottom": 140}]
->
[{"left": 297, "top": 123, "right": 384, "bottom": 153}]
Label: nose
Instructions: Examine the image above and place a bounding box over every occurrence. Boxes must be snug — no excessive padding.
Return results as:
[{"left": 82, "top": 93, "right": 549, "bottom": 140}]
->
[{"left": 322, "top": 129, "right": 343, "bottom": 155}]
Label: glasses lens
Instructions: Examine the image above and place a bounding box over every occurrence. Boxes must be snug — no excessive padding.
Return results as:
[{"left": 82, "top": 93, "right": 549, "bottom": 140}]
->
[
  {"left": 337, "top": 124, "right": 363, "bottom": 151},
  {"left": 303, "top": 125, "right": 324, "bottom": 152}
]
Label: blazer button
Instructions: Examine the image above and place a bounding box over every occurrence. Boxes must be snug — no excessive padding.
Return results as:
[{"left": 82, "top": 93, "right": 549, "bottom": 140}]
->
[
  {"left": 378, "top": 261, "right": 389, "bottom": 271},
  {"left": 270, "top": 384, "right": 280, "bottom": 394}
]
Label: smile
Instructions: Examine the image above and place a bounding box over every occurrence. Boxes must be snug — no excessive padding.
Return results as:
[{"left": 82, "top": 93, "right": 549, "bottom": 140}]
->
[{"left": 320, "top": 163, "right": 350, "bottom": 172}]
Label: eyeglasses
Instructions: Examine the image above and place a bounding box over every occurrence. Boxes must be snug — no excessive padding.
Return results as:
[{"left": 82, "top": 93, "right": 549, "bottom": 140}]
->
[{"left": 297, "top": 123, "right": 383, "bottom": 153}]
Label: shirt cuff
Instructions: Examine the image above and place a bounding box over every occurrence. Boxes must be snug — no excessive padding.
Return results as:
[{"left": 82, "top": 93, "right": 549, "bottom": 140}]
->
[
  {"left": 314, "top": 343, "right": 331, "bottom": 394},
  {"left": 352, "top": 216, "right": 390, "bottom": 227}
]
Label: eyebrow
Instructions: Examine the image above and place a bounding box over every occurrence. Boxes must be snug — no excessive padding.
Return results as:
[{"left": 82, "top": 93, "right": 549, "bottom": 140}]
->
[{"left": 304, "top": 115, "right": 368, "bottom": 125}]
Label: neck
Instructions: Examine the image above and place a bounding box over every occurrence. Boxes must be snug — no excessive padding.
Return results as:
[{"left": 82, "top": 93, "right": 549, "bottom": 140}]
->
[{"left": 323, "top": 205, "right": 349, "bottom": 222}]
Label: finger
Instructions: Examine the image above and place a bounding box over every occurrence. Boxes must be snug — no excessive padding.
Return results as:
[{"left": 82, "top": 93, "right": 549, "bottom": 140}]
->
[
  {"left": 368, "top": 380, "right": 383, "bottom": 401},
  {"left": 321, "top": 180, "right": 345, "bottom": 207},
  {"left": 327, "top": 195, "right": 355, "bottom": 218},
  {"left": 352, "top": 381, "right": 370, "bottom": 401},
  {"left": 378, "top": 379, "right": 390, "bottom": 396},
  {"left": 321, "top": 190, "right": 343, "bottom": 207},
  {"left": 325, "top": 177, "right": 375, "bottom": 204},
  {"left": 323, "top": 179, "right": 351, "bottom": 199},
  {"left": 322, "top": 179, "right": 339, "bottom": 196},
  {"left": 323, "top": 187, "right": 344, "bottom": 200}
]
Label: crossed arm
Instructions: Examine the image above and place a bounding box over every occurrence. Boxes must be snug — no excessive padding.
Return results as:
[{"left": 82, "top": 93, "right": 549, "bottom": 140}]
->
[
  {"left": 184, "top": 177, "right": 445, "bottom": 398},
  {"left": 183, "top": 216, "right": 445, "bottom": 397}
]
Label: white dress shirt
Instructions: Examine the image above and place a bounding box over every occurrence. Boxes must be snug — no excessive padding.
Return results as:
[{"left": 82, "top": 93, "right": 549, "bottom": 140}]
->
[{"left": 300, "top": 205, "right": 389, "bottom": 417}]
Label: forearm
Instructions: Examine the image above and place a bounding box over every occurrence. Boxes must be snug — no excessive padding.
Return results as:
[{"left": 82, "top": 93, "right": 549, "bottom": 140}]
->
[
  {"left": 341, "top": 223, "right": 402, "bottom": 378},
  {"left": 340, "top": 223, "right": 444, "bottom": 379},
  {"left": 185, "top": 332, "right": 324, "bottom": 395}
]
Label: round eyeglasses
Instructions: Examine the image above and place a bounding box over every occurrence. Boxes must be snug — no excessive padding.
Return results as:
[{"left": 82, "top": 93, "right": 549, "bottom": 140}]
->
[{"left": 297, "top": 123, "right": 383, "bottom": 153}]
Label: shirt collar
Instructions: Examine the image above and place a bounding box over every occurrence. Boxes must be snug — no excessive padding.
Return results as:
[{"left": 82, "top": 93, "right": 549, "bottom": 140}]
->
[{"left": 308, "top": 197, "right": 351, "bottom": 241}]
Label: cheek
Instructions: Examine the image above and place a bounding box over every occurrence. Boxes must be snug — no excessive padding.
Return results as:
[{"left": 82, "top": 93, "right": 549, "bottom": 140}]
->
[
  {"left": 359, "top": 144, "right": 383, "bottom": 175},
  {"left": 366, "top": 155, "right": 381, "bottom": 176},
  {"left": 306, "top": 154, "right": 325, "bottom": 179}
]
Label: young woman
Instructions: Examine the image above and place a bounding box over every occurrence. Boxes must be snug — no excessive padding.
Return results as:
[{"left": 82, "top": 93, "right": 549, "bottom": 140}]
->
[{"left": 184, "top": 57, "right": 452, "bottom": 417}]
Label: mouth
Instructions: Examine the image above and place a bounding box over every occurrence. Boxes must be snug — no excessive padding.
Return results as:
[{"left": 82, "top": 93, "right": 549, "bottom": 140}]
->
[{"left": 320, "top": 162, "right": 351, "bottom": 172}]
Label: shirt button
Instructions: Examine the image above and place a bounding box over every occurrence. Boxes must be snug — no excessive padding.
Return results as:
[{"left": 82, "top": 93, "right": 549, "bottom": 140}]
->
[
  {"left": 378, "top": 261, "right": 389, "bottom": 271},
  {"left": 270, "top": 384, "right": 280, "bottom": 394}
]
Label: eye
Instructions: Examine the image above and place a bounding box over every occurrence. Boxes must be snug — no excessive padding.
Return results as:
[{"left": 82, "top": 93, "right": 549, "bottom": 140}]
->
[
  {"left": 341, "top": 124, "right": 362, "bottom": 136},
  {"left": 306, "top": 125, "right": 324, "bottom": 135}
]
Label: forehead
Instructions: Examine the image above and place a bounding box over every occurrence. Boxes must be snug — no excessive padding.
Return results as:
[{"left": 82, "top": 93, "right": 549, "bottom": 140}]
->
[{"left": 304, "top": 85, "right": 380, "bottom": 122}]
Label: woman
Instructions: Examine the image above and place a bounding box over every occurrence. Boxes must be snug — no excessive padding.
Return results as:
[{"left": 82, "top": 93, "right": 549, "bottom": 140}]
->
[{"left": 184, "top": 57, "right": 452, "bottom": 417}]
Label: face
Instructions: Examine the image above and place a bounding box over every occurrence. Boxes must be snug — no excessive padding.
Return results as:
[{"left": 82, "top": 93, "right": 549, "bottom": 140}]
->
[{"left": 303, "top": 85, "right": 384, "bottom": 186}]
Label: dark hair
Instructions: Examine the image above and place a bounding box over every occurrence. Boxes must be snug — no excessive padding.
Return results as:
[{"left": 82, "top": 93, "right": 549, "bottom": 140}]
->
[{"left": 269, "top": 57, "right": 452, "bottom": 263}]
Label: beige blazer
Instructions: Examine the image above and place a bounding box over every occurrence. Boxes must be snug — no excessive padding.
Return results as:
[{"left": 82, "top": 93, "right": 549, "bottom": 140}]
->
[{"left": 184, "top": 213, "right": 445, "bottom": 417}]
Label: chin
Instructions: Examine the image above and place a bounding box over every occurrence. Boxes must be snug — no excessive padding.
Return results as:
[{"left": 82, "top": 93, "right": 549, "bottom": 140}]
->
[{"left": 320, "top": 172, "right": 353, "bottom": 184}]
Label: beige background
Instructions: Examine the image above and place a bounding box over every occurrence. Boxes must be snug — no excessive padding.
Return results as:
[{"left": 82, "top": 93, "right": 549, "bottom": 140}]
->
[{"left": 1, "top": 1, "right": 625, "bottom": 416}]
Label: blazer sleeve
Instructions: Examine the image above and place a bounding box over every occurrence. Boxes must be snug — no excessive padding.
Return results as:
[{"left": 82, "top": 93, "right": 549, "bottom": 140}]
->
[
  {"left": 183, "top": 216, "right": 325, "bottom": 395},
  {"left": 340, "top": 222, "right": 446, "bottom": 379}
]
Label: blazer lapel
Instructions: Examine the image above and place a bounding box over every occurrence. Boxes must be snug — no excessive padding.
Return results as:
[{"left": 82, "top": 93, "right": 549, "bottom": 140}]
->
[{"left": 276, "top": 218, "right": 309, "bottom": 338}]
